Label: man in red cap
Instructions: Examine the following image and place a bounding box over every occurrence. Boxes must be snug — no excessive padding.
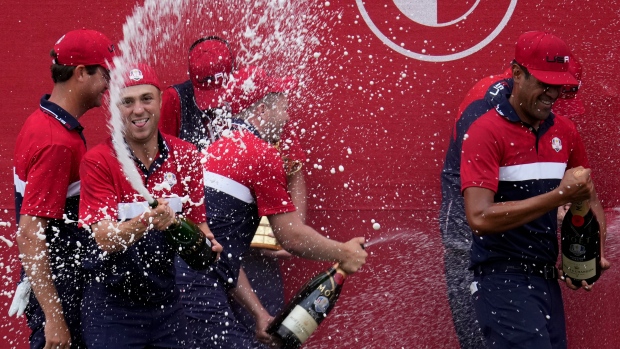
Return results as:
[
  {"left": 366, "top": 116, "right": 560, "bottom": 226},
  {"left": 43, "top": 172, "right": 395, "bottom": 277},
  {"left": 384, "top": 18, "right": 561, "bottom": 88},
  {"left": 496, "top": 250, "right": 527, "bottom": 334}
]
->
[
  {"left": 460, "top": 31, "right": 610, "bottom": 348},
  {"left": 160, "top": 36, "right": 234, "bottom": 147},
  {"left": 161, "top": 37, "right": 309, "bottom": 348},
  {"left": 77, "top": 63, "right": 221, "bottom": 349},
  {"left": 176, "top": 65, "right": 367, "bottom": 349},
  {"left": 12, "top": 28, "right": 114, "bottom": 349},
  {"left": 440, "top": 52, "right": 586, "bottom": 349}
]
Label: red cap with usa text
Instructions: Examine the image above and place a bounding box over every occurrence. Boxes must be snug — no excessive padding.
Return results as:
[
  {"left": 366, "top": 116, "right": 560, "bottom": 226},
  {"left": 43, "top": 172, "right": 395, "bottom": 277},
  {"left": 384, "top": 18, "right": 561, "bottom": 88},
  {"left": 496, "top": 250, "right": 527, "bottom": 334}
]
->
[{"left": 514, "top": 31, "right": 578, "bottom": 86}]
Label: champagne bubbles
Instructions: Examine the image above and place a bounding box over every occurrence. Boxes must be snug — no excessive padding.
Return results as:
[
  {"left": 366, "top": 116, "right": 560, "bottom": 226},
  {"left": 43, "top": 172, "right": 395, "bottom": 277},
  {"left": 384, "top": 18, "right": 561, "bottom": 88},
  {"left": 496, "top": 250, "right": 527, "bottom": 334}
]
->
[{"left": 373, "top": 222, "right": 381, "bottom": 230}]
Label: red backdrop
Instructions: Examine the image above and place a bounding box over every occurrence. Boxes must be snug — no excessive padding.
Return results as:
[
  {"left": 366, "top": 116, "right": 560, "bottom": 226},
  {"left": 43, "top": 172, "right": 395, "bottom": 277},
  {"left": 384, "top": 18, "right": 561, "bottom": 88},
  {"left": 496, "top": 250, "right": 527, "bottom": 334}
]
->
[{"left": 0, "top": 1, "right": 618, "bottom": 348}]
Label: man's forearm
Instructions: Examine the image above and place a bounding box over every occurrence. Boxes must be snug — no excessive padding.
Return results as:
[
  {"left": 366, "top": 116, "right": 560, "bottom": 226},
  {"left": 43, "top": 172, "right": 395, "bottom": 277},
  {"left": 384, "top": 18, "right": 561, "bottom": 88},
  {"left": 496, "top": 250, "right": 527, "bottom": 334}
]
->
[
  {"left": 90, "top": 218, "right": 148, "bottom": 253},
  {"left": 16, "top": 215, "right": 65, "bottom": 321}
]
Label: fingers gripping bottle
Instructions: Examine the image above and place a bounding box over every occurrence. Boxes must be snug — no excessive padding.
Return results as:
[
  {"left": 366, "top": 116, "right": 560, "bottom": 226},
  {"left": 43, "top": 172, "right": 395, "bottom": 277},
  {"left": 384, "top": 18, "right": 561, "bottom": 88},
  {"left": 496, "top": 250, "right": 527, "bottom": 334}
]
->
[
  {"left": 267, "top": 264, "right": 347, "bottom": 348},
  {"left": 150, "top": 200, "right": 216, "bottom": 270}
]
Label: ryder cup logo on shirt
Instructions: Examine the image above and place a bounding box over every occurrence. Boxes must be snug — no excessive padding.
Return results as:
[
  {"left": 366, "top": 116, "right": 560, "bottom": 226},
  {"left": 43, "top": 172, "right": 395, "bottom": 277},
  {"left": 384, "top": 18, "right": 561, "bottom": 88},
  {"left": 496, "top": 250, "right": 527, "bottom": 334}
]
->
[
  {"left": 551, "top": 137, "right": 562, "bottom": 152},
  {"left": 164, "top": 172, "right": 177, "bottom": 187},
  {"left": 356, "top": 0, "right": 517, "bottom": 62},
  {"left": 129, "top": 68, "right": 144, "bottom": 81}
]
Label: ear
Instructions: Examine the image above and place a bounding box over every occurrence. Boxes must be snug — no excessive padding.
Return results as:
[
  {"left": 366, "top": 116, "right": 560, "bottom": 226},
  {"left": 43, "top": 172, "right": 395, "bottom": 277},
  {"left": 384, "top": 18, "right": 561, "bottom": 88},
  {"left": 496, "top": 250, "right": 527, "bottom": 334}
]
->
[
  {"left": 255, "top": 103, "right": 267, "bottom": 116},
  {"left": 73, "top": 65, "right": 88, "bottom": 82},
  {"left": 511, "top": 63, "right": 522, "bottom": 82}
]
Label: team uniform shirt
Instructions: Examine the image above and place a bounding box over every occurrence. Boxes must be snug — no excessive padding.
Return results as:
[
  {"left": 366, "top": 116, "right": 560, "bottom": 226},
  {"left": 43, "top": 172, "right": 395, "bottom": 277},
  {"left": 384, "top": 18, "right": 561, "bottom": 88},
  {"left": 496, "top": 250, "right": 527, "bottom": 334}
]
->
[
  {"left": 79, "top": 133, "right": 206, "bottom": 305},
  {"left": 461, "top": 91, "right": 589, "bottom": 268},
  {"left": 160, "top": 81, "right": 220, "bottom": 149},
  {"left": 440, "top": 78, "right": 512, "bottom": 249},
  {"left": 175, "top": 120, "right": 296, "bottom": 348},
  {"left": 14, "top": 95, "right": 85, "bottom": 221},
  {"left": 13, "top": 95, "right": 87, "bottom": 348},
  {"left": 185, "top": 120, "right": 295, "bottom": 288}
]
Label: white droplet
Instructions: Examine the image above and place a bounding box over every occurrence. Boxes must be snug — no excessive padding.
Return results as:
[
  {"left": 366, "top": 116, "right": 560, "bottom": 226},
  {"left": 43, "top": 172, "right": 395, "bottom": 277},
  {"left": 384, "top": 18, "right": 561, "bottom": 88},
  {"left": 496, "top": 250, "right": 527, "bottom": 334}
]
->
[
  {"left": 373, "top": 222, "right": 381, "bottom": 230},
  {"left": 338, "top": 165, "right": 344, "bottom": 172},
  {"left": 314, "top": 52, "right": 321, "bottom": 58}
]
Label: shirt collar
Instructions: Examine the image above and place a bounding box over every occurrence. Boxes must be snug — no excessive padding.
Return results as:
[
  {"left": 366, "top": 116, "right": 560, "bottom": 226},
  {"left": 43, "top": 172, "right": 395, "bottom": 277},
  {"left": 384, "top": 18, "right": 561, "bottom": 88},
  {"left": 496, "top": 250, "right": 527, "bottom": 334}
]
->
[
  {"left": 131, "top": 131, "right": 169, "bottom": 176},
  {"left": 39, "top": 94, "right": 84, "bottom": 133}
]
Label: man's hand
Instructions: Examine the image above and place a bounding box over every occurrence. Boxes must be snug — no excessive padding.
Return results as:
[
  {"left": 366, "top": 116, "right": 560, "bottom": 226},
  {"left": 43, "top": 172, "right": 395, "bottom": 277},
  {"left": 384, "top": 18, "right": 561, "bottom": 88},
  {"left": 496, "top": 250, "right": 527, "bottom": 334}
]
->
[
  {"left": 338, "top": 237, "right": 368, "bottom": 275},
  {"left": 255, "top": 312, "right": 277, "bottom": 346},
  {"left": 143, "top": 198, "right": 175, "bottom": 230},
  {"left": 557, "top": 167, "right": 594, "bottom": 204},
  {"left": 43, "top": 314, "right": 71, "bottom": 349},
  {"left": 197, "top": 223, "right": 223, "bottom": 258},
  {"left": 562, "top": 257, "right": 611, "bottom": 291}
]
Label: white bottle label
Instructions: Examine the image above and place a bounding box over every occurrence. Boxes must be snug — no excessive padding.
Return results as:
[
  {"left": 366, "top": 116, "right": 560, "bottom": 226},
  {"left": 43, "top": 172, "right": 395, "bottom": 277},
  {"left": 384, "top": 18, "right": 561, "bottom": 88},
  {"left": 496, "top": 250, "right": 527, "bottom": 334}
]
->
[
  {"left": 562, "top": 255, "right": 597, "bottom": 279},
  {"left": 281, "top": 305, "right": 319, "bottom": 343}
]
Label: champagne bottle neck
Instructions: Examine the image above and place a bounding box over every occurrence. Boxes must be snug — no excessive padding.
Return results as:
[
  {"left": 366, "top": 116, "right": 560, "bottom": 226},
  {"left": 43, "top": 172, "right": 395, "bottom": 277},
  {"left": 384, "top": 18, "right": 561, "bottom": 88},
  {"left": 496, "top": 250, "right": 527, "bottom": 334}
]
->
[
  {"left": 570, "top": 200, "right": 590, "bottom": 216},
  {"left": 333, "top": 264, "right": 347, "bottom": 285}
]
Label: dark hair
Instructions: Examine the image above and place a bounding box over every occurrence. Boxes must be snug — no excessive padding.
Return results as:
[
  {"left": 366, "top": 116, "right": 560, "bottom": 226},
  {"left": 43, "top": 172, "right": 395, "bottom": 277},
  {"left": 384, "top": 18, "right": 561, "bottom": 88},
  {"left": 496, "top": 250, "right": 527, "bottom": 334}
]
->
[
  {"left": 49, "top": 49, "right": 98, "bottom": 83},
  {"left": 189, "top": 36, "right": 235, "bottom": 71},
  {"left": 512, "top": 60, "right": 531, "bottom": 79}
]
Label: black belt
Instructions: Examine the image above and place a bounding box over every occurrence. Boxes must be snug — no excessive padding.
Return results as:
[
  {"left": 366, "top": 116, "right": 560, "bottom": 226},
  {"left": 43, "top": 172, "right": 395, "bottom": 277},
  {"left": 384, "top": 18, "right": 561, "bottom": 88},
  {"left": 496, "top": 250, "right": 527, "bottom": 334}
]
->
[{"left": 474, "top": 261, "right": 558, "bottom": 280}]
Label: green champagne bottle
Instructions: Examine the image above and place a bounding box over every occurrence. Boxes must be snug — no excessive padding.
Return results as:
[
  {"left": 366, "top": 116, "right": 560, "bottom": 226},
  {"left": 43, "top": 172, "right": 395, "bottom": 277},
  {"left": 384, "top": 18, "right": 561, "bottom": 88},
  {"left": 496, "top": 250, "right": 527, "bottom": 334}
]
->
[
  {"left": 150, "top": 200, "right": 216, "bottom": 270},
  {"left": 267, "top": 264, "right": 347, "bottom": 348}
]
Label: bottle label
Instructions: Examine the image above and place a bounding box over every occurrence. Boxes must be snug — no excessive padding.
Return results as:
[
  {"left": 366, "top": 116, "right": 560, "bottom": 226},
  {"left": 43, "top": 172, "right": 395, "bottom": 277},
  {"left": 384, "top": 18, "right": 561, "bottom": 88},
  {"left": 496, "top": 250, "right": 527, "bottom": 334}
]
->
[
  {"left": 281, "top": 305, "right": 319, "bottom": 343},
  {"left": 562, "top": 255, "right": 597, "bottom": 279}
]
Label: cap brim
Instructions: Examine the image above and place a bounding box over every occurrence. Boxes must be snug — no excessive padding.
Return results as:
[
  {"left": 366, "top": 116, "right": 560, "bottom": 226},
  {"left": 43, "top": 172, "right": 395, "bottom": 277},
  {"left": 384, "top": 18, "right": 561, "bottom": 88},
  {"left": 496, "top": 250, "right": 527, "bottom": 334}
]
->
[
  {"left": 529, "top": 69, "right": 579, "bottom": 86},
  {"left": 193, "top": 85, "right": 228, "bottom": 110}
]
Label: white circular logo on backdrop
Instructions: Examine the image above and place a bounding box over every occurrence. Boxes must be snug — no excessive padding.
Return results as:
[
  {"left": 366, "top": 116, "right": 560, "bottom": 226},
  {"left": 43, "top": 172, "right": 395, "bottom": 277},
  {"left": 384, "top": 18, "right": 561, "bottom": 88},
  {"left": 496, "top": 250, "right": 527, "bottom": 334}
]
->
[{"left": 356, "top": 0, "right": 518, "bottom": 62}]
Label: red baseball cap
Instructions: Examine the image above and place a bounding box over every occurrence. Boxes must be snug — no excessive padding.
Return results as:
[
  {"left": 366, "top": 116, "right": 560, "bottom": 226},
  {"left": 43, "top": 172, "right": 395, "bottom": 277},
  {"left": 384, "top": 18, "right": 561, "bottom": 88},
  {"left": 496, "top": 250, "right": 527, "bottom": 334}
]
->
[
  {"left": 227, "top": 65, "right": 297, "bottom": 115},
  {"left": 189, "top": 38, "right": 234, "bottom": 110},
  {"left": 514, "top": 31, "right": 578, "bottom": 86},
  {"left": 53, "top": 29, "right": 115, "bottom": 69},
  {"left": 122, "top": 63, "right": 161, "bottom": 90}
]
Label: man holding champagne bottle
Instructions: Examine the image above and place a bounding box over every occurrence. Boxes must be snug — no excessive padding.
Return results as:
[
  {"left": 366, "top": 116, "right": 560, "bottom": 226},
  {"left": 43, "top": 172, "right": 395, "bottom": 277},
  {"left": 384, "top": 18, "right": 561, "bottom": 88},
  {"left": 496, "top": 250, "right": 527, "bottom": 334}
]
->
[
  {"left": 461, "top": 31, "right": 610, "bottom": 349},
  {"left": 78, "top": 63, "right": 222, "bottom": 349},
  {"left": 175, "top": 65, "right": 367, "bottom": 349}
]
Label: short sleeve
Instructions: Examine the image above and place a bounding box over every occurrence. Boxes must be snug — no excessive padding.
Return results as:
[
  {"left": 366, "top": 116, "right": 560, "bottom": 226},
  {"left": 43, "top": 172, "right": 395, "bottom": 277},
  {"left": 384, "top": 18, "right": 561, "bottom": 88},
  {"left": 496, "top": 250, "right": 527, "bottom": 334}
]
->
[
  {"left": 460, "top": 120, "right": 501, "bottom": 194},
  {"left": 79, "top": 152, "right": 118, "bottom": 226},
  {"left": 20, "top": 145, "right": 73, "bottom": 219},
  {"left": 249, "top": 139, "right": 296, "bottom": 216}
]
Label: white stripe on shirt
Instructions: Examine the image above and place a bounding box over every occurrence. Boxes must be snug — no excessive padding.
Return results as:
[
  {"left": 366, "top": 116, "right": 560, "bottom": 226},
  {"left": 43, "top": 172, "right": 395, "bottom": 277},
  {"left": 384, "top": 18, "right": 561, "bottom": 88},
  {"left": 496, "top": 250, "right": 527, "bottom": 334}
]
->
[
  {"left": 499, "top": 162, "right": 566, "bottom": 181},
  {"left": 203, "top": 170, "right": 255, "bottom": 204}
]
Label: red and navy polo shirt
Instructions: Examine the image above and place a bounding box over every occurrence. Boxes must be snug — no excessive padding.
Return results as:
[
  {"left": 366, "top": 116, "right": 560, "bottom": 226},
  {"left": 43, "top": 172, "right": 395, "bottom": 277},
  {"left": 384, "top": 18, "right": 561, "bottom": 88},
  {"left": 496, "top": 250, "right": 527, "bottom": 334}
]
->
[
  {"left": 461, "top": 97, "right": 589, "bottom": 267},
  {"left": 14, "top": 95, "right": 85, "bottom": 223},
  {"left": 79, "top": 133, "right": 205, "bottom": 304},
  {"left": 200, "top": 120, "right": 296, "bottom": 288}
]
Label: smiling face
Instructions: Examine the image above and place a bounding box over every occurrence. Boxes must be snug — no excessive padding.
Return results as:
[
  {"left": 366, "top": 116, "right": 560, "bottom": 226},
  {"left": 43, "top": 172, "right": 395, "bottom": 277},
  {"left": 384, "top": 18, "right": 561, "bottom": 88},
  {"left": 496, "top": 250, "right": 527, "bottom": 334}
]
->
[
  {"left": 118, "top": 84, "right": 162, "bottom": 147},
  {"left": 510, "top": 64, "right": 562, "bottom": 127}
]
